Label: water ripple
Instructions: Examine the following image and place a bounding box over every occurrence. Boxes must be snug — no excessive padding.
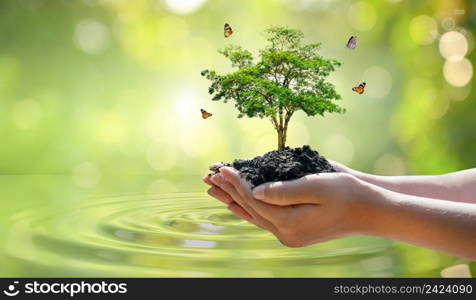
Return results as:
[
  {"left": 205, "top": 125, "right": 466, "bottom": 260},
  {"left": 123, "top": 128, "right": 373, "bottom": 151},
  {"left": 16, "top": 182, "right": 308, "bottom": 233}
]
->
[{"left": 4, "top": 192, "right": 398, "bottom": 277}]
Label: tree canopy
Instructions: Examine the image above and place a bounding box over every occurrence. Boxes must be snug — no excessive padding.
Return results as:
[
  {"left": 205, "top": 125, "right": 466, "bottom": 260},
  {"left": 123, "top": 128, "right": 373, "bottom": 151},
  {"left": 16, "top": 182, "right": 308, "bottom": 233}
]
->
[{"left": 201, "top": 26, "right": 344, "bottom": 151}]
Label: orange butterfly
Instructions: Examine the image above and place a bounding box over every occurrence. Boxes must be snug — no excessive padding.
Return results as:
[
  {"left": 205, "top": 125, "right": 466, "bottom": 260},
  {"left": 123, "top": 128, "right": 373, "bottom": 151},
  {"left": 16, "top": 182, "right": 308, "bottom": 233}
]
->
[
  {"left": 352, "top": 82, "right": 366, "bottom": 94},
  {"left": 201, "top": 109, "right": 213, "bottom": 119},
  {"left": 224, "top": 23, "right": 233, "bottom": 38}
]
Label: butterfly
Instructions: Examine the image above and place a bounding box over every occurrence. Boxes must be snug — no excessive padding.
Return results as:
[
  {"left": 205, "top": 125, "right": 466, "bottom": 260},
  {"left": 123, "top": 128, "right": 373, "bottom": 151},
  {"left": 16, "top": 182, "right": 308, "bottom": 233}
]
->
[
  {"left": 224, "top": 23, "right": 233, "bottom": 38},
  {"left": 352, "top": 82, "right": 366, "bottom": 94},
  {"left": 201, "top": 109, "right": 213, "bottom": 119},
  {"left": 346, "top": 36, "right": 357, "bottom": 49}
]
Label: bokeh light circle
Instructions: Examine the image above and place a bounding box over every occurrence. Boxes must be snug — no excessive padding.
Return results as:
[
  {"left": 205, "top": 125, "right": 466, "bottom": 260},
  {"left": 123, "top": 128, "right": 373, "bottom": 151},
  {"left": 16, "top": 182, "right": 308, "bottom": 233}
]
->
[
  {"left": 439, "top": 31, "right": 468, "bottom": 62},
  {"left": 164, "top": 0, "right": 206, "bottom": 15},
  {"left": 74, "top": 19, "right": 109, "bottom": 54},
  {"left": 424, "top": 88, "right": 450, "bottom": 119},
  {"left": 409, "top": 15, "right": 437, "bottom": 45},
  {"left": 445, "top": 84, "right": 472, "bottom": 102},
  {"left": 458, "top": 29, "right": 475, "bottom": 55},
  {"left": 347, "top": 2, "right": 377, "bottom": 32},
  {"left": 441, "top": 264, "right": 472, "bottom": 278},
  {"left": 441, "top": 18, "right": 456, "bottom": 31},
  {"left": 443, "top": 58, "right": 473, "bottom": 87}
]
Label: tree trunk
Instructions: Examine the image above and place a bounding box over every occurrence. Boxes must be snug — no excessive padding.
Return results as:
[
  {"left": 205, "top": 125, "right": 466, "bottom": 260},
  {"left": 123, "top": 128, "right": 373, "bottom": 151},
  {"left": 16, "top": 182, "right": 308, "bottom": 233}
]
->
[
  {"left": 274, "top": 111, "right": 292, "bottom": 152},
  {"left": 277, "top": 127, "right": 287, "bottom": 151}
]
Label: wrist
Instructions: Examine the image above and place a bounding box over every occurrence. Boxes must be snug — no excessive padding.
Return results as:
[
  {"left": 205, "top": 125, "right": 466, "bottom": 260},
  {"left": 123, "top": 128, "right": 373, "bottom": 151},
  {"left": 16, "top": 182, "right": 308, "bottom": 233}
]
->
[{"left": 344, "top": 177, "right": 387, "bottom": 235}]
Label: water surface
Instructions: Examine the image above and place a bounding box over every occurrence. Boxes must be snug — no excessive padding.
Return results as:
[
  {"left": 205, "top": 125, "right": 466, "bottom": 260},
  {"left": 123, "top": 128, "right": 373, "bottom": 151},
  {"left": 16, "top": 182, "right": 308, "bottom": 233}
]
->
[{"left": 0, "top": 175, "right": 455, "bottom": 277}]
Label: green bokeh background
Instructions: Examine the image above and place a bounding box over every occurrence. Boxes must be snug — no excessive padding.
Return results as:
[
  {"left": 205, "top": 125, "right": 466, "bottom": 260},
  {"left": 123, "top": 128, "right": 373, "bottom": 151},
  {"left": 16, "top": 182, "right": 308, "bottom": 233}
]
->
[{"left": 0, "top": 0, "right": 474, "bottom": 277}]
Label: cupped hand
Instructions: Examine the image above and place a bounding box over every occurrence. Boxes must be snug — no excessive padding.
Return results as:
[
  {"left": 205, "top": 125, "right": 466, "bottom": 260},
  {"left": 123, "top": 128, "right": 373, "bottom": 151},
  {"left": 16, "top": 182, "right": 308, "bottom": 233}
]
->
[
  {"left": 203, "top": 165, "right": 372, "bottom": 247},
  {"left": 328, "top": 160, "right": 361, "bottom": 176}
]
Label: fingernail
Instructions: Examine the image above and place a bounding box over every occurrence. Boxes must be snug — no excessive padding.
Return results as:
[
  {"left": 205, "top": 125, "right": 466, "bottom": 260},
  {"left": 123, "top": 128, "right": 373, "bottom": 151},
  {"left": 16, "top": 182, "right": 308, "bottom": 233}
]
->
[
  {"left": 219, "top": 166, "right": 230, "bottom": 174},
  {"left": 211, "top": 173, "right": 224, "bottom": 184},
  {"left": 253, "top": 186, "right": 265, "bottom": 200}
]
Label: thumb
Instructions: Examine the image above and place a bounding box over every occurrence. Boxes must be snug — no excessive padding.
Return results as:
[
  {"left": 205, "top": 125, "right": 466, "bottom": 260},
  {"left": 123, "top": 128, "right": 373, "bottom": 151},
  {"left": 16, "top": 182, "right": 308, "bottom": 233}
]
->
[
  {"left": 252, "top": 175, "right": 319, "bottom": 206},
  {"left": 327, "top": 160, "right": 348, "bottom": 173}
]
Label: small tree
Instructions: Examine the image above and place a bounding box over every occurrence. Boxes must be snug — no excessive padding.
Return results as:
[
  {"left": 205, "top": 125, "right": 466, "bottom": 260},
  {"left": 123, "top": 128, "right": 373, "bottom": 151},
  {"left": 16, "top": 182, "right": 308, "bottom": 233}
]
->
[{"left": 201, "top": 27, "right": 344, "bottom": 151}]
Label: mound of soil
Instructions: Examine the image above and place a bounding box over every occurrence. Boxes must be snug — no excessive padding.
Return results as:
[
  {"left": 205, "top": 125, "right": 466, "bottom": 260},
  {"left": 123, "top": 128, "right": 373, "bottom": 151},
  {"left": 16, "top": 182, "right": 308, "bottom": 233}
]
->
[{"left": 210, "top": 145, "right": 335, "bottom": 187}]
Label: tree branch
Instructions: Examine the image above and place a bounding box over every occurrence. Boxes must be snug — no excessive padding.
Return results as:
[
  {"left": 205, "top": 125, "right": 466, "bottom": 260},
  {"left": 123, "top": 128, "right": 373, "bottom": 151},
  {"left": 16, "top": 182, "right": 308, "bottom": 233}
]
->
[
  {"left": 279, "top": 106, "right": 284, "bottom": 131},
  {"left": 257, "top": 90, "right": 274, "bottom": 106},
  {"left": 270, "top": 116, "right": 279, "bottom": 130},
  {"left": 283, "top": 110, "right": 293, "bottom": 135},
  {"left": 285, "top": 110, "right": 293, "bottom": 125}
]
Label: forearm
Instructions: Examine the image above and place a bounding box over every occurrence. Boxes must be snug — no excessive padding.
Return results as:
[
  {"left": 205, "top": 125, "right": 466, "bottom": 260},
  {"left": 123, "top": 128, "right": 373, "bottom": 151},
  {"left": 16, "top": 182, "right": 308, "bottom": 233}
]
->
[
  {"left": 350, "top": 169, "right": 476, "bottom": 203},
  {"left": 359, "top": 183, "right": 476, "bottom": 261}
]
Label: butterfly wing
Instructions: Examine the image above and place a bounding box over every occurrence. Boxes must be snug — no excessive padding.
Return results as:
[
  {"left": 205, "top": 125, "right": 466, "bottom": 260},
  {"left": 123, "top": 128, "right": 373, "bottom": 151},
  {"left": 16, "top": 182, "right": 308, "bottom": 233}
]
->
[
  {"left": 346, "top": 36, "right": 357, "bottom": 49},
  {"left": 352, "top": 82, "right": 365, "bottom": 94},
  {"left": 224, "top": 23, "right": 233, "bottom": 37},
  {"left": 201, "top": 109, "right": 212, "bottom": 119},
  {"left": 357, "top": 83, "right": 365, "bottom": 94},
  {"left": 359, "top": 82, "right": 366, "bottom": 94}
]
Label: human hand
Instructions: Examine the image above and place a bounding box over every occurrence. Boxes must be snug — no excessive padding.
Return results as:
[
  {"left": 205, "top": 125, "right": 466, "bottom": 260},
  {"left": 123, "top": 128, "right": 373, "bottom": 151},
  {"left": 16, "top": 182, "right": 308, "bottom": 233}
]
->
[
  {"left": 203, "top": 163, "right": 476, "bottom": 259},
  {"left": 203, "top": 165, "right": 373, "bottom": 247},
  {"left": 330, "top": 160, "right": 476, "bottom": 204},
  {"left": 328, "top": 159, "right": 364, "bottom": 177}
]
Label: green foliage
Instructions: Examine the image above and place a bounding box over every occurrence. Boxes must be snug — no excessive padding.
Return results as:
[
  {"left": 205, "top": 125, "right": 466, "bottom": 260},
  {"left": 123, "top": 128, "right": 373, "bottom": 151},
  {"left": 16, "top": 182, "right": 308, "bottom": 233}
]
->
[{"left": 201, "top": 26, "right": 344, "bottom": 150}]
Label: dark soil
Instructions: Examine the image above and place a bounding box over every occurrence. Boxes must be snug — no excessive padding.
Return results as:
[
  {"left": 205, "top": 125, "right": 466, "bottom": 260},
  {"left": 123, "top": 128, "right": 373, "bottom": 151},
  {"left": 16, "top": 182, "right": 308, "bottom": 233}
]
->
[{"left": 210, "top": 145, "right": 335, "bottom": 187}]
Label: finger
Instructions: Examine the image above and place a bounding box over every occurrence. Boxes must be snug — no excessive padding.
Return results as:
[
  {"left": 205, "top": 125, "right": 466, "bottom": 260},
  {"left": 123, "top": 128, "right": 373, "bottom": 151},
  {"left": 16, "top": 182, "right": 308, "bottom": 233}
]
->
[
  {"left": 207, "top": 186, "right": 234, "bottom": 204},
  {"left": 211, "top": 172, "right": 265, "bottom": 221},
  {"left": 210, "top": 173, "right": 246, "bottom": 208},
  {"left": 220, "top": 167, "right": 290, "bottom": 222},
  {"left": 208, "top": 162, "right": 225, "bottom": 171},
  {"left": 328, "top": 160, "right": 362, "bottom": 178},
  {"left": 203, "top": 174, "right": 216, "bottom": 186},
  {"left": 213, "top": 170, "right": 280, "bottom": 233},
  {"left": 227, "top": 202, "right": 264, "bottom": 229},
  {"left": 218, "top": 167, "right": 253, "bottom": 197},
  {"left": 204, "top": 163, "right": 226, "bottom": 186},
  {"left": 327, "top": 160, "right": 346, "bottom": 172},
  {"left": 227, "top": 202, "right": 252, "bottom": 221},
  {"left": 252, "top": 174, "right": 321, "bottom": 206},
  {"left": 207, "top": 183, "right": 264, "bottom": 228}
]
